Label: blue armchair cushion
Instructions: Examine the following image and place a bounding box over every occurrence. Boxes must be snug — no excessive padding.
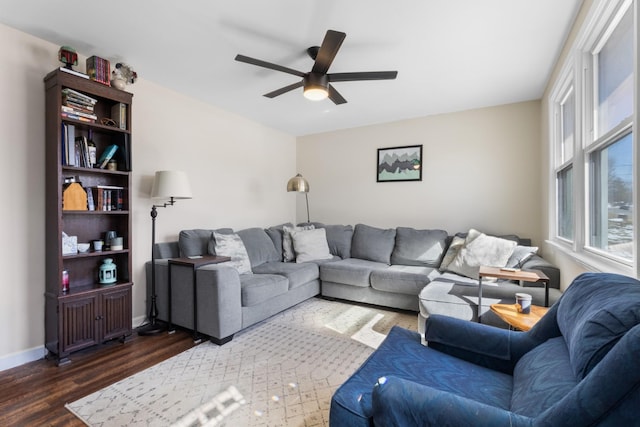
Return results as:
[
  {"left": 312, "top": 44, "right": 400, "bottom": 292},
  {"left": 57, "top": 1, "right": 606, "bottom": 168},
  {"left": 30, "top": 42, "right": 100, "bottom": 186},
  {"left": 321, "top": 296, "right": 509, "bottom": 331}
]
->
[
  {"left": 556, "top": 273, "right": 640, "bottom": 379},
  {"left": 510, "top": 336, "right": 577, "bottom": 416},
  {"left": 330, "top": 326, "right": 513, "bottom": 427}
]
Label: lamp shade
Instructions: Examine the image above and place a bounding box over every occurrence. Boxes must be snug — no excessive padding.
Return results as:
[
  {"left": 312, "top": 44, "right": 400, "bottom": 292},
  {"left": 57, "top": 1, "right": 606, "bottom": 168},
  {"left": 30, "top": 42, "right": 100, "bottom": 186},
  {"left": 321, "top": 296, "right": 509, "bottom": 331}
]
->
[
  {"left": 287, "top": 174, "right": 309, "bottom": 193},
  {"left": 150, "top": 170, "right": 193, "bottom": 199}
]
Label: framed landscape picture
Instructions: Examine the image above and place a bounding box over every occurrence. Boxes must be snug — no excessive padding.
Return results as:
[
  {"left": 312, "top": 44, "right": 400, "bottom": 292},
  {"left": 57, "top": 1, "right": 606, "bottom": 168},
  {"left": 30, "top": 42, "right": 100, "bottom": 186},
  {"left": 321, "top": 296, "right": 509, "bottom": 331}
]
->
[{"left": 377, "top": 144, "right": 422, "bottom": 182}]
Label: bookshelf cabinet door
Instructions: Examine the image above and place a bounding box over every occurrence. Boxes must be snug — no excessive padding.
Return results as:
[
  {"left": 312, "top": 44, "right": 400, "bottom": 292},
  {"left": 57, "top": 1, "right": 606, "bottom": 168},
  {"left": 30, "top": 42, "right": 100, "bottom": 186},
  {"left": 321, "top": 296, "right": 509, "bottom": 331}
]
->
[
  {"left": 60, "top": 294, "right": 100, "bottom": 354},
  {"left": 102, "top": 285, "right": 132, "bottom": 341}
]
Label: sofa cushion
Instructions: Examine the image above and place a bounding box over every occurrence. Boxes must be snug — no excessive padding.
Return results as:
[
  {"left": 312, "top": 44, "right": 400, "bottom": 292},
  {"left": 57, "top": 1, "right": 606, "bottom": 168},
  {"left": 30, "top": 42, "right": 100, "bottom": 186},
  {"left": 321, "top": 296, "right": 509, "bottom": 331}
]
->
[
  {"left": 320, "top": 258, "right": 389, "bottom": 287},
  {"left": 446, "top": 232, "right": 516, "bottom": 280},
  {"left": 291, "top": 228, "right": 333, "bottom": 263},
  {"left": 370, "top": 265, "right": 438, "bottom": 296},
  {"left": 252, "top": 261, "right": 319, "bottom": 290},
  {"left": 265, "top": 223, "right": 293, "bottom": 262},
  {"left": 322, "top": 224, "right": 354, "bottom": 259},
  {"left": 239, "top": 273, "right": 289, "bottom": 306},
  {"left": 556, "top": 272, "right": 640, "bottom": 379},
  {"left": 510, "top": 336, "right": 577, "bottom": 417},
  {"left": 351, "top": 224, "right": 396, "bottom": 264},
  {"left": 391, "top": 227, "right": 448, "bottom": 267},
  {"left": 179, "top": 228, "right": 233, "bottom": 257},
  {"left": 283, "top": 224, "right": 315, "bottom": 262},
  {"left": 212, "top": 231, "right": 252, "bottom": 275},
  {"left": 236, "top": 227, "right": 280, "bottom": 268}
]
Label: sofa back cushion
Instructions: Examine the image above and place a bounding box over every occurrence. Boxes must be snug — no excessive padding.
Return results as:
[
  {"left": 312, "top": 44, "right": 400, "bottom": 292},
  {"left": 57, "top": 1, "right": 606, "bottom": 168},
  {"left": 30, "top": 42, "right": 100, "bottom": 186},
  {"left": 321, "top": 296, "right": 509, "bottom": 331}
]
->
[
  {"left": 391, "top": 227, "right": 448, "bottom": 267},
  {"left": 351, "top": 224, "right": 396, "bottom": 264},
  {"left": 322, "top": 224, "right": 354, "bottom": 259},
  {"left": 557, "top": 272, "right": 640, "bottom": 379},
  {"left": 265, "top": 223, "right": 293, "bottom": 261},
  {"left": 179, "top": 228, "right": 233, "bottom": 257},
  {"left": 236, "top": 227, "right": 281, "bottom": 268}
]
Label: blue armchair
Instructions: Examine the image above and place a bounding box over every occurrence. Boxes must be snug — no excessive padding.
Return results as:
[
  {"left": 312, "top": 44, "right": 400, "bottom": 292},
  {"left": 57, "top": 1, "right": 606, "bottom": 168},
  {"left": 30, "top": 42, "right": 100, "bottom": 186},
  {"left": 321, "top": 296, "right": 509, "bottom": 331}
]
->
[{"left": 330, "top": 272, "right": 640, "bottom": 426}]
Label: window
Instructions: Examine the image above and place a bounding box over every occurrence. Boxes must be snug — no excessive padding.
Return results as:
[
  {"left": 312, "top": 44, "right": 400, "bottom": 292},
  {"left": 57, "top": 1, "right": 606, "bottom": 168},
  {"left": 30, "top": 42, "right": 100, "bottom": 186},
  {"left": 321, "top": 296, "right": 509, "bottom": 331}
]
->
[{"left": 549, "top": 0, "right": 636, "bottom": 273}]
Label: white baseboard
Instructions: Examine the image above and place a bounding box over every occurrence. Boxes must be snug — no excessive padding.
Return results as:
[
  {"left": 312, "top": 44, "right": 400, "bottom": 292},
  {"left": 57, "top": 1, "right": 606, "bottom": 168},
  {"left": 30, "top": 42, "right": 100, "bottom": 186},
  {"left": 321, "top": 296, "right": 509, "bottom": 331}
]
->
[
  {"left": 0, "top": 345, "right": 46, "bottom": 372},
  {"left": 1, "top": 318, "right": 147, "bottom": 372}
]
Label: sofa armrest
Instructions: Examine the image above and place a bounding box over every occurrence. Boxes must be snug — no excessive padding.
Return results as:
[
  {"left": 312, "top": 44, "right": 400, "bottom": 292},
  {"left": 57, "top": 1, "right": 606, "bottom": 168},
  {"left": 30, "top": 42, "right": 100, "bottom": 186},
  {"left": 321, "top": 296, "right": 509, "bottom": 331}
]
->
[
  {"left": 521, "top": 254, "right": 560, "bottom": 290},
  {"left": 371, "top": 376, "right": 531, "bottom": 427},
  {"left": 193, "top": 264, "right": 243, "bottom": 340},
  {"left": 425, "top": 315, "right": 541, "bottom": 374}
]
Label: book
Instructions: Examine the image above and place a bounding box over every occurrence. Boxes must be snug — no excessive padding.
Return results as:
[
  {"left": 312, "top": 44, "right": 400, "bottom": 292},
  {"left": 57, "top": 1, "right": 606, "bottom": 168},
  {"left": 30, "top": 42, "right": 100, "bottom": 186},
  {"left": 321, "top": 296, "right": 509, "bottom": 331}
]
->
[
  {"left": 113, "top": 133, "right": 130, "bottom": 171},
  {"left": 111, "top": 103, "right": 127, "bottom": 130},
  {"left": 59, "top": 66, "right": 89, "bottom": 79},
  {"left": 67, "top": 124, "right": 75, "bottom": 166},
  {"left": 86, "top": 186, "right": 95, "bottom": 211},
  {"left": 97, "top": 144, "right": 118, "bottom": 169}
]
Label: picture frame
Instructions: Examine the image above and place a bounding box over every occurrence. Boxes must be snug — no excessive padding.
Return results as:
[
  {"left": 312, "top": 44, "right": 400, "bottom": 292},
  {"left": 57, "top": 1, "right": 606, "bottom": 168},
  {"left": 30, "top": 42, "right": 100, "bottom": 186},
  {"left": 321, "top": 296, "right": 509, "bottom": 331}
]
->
[{"left": 377, "top": 144, "right": 422, "bottom": 182}]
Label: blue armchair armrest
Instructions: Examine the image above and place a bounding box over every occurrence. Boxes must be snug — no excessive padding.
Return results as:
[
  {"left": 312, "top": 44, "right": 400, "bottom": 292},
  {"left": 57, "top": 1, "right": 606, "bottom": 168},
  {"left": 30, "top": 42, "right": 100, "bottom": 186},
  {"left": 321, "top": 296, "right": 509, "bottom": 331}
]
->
[
  {"left": 425, "top": 314, "right": 543, "bottom": 374},
  {"left": 372, "top": 376, "right": 532, "bottom": 427}
]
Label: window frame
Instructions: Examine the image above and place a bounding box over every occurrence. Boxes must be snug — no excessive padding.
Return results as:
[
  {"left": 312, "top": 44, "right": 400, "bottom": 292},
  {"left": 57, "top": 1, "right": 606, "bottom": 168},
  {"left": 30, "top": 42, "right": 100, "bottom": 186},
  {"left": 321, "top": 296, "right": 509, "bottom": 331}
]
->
[{"left": 548, "top": 0, "right": 637, "bottom": 277}]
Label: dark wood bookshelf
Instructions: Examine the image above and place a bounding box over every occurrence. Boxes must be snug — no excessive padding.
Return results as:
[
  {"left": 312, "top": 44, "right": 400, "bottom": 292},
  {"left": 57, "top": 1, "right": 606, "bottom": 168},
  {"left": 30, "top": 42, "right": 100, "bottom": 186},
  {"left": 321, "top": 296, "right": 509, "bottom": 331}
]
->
[{"left": 44, "top": 69, "right": 134, "bottom": 365}]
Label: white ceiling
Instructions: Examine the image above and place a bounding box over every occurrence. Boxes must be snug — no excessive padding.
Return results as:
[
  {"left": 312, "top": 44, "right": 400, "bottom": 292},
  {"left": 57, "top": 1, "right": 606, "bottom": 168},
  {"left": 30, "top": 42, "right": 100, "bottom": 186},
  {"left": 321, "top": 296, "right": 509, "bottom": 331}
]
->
[{"left": 0, "top": 0, "right": 582, "bottom": 136}]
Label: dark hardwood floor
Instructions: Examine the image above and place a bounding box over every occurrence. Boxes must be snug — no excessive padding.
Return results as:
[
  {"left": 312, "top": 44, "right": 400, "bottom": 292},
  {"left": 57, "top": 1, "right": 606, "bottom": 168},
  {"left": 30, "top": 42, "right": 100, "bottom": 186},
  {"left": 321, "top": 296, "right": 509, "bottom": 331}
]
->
[{"left": 0, "top": 328, "right": 196, "bottom": 426}]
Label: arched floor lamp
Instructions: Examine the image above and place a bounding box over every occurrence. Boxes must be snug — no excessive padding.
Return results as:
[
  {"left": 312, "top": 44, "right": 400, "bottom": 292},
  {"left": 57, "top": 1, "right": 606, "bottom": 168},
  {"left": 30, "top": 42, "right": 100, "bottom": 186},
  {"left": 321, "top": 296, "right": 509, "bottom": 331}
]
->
[
  {"left": 138, "top": 170, "right": 192, "bottom": 335},
  {"left": 287, "top": 173, "right": 310, "bottom": 223}
]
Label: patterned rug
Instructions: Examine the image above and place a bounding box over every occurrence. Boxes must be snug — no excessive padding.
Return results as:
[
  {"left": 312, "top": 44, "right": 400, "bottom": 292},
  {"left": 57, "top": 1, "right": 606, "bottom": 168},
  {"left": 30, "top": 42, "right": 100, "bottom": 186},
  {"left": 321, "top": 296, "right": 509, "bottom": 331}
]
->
[{"left": 65, "top": 297, "right": 417, "bottom": 426}]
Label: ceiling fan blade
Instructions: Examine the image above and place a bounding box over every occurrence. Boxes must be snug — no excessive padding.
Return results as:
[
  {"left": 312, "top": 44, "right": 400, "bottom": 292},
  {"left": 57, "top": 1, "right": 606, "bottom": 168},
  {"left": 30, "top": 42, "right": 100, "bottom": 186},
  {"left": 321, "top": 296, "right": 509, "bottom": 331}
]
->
[
  {"left": 264, "top": 81, "right": 304, "bottom": 98},
  {"left": 311, "top": 30, "right": 346, "bottom": 74},
  {"left": 329, "top": 71, "right": 398, "bottom": 82},
  {"left": 235, "top": 54, "right": 306, "bottom": 77},
  {"left": 328, "top": 84, "right": 347, "bottom": 105}
]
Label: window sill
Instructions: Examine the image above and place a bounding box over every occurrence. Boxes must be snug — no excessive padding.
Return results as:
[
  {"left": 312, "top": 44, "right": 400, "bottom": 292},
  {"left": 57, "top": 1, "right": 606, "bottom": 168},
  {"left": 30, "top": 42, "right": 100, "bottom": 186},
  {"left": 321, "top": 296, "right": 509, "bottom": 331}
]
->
[{"left": 545, "top": 239, "right": 637, "bottom": 279}]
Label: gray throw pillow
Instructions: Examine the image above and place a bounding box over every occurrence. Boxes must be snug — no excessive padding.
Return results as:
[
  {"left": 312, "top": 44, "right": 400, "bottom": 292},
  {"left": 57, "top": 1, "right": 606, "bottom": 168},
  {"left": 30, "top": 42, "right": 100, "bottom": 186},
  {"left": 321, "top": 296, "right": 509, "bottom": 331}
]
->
[
  {"left": 351, "top": 224, "right": 396, "bottom": 264},
  {"left": 290, "top": 228, "right": 333, "bottom": 263},
  {"left": 212, "top": 231, "right": 252, "bottom": 275},
  {"left": 282, "top": 225, "right": 315, "bottom": 262},
  {"left": 391, "top": 227, "right": 448, "bottom": 267},
  {"left": 506, "top": 245, "right": 539, "bottom": 268}
]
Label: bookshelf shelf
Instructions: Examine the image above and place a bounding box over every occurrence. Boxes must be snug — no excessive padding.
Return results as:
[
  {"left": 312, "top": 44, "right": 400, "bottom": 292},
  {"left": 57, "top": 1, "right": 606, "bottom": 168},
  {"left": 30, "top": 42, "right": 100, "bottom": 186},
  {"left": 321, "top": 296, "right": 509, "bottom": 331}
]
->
[{"left": 44, "top": 69, "right": 134, "bottom": 366}]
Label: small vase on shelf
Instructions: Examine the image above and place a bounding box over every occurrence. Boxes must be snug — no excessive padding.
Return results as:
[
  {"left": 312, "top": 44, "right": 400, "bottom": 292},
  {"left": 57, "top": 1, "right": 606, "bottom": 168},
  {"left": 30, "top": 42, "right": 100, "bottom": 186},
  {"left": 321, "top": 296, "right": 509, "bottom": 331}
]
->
[{"left": 111, "top": 77, "right": 126, "bottom": 90}]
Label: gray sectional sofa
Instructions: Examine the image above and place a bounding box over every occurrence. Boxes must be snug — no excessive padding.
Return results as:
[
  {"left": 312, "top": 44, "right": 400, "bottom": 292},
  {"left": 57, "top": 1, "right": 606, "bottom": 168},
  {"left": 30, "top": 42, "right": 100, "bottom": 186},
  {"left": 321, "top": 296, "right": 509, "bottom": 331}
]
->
[{"left": 145, "top": 222, "right": 561, "bottom": 344}]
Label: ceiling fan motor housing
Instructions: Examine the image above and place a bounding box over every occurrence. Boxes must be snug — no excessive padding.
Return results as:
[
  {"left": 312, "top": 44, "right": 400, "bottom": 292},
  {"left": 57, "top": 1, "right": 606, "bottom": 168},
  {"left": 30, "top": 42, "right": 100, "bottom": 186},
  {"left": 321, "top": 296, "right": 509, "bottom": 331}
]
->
[{"left": 304, "top": 73, "right": 329, "bottom": 91}]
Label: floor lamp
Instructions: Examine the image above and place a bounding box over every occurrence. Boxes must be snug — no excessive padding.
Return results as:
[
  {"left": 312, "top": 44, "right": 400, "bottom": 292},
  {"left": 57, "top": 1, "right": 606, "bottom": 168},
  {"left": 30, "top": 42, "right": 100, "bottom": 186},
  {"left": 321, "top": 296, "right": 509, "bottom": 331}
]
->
[
  {"left": 287, "top": 173, "right": 310, "bottom": 223},
  {"left": 138, "top": 170, "right": 192, "bottom": 336}
]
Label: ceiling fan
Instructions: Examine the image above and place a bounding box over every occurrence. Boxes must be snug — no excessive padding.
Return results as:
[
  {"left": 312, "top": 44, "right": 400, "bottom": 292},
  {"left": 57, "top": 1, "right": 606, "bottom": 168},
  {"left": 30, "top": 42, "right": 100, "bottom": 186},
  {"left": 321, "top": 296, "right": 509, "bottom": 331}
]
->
[{"left": 235, "top": 29, "right": 398, "bottom": 105}]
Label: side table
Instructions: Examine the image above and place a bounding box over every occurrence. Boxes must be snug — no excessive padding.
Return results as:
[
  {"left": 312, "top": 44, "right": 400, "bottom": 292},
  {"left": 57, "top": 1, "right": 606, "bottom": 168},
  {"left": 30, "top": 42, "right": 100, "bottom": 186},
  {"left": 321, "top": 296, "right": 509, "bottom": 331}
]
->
[
  {"left": 168, "top": 255, "right": 231, "bottom": 343},
  {"left": 478, "top": 266, "right": 550, "bottom": 323},
  {"left": 490, "top": 303, "right": 549, "bottom": 331}
]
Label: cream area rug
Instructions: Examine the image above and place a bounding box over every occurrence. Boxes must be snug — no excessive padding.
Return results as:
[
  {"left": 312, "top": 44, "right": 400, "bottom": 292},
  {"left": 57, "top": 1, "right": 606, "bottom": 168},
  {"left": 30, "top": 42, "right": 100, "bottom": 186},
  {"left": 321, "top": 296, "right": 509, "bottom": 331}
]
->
[{"left": 65, "top": 297, "right": 417, "bottom": 426}]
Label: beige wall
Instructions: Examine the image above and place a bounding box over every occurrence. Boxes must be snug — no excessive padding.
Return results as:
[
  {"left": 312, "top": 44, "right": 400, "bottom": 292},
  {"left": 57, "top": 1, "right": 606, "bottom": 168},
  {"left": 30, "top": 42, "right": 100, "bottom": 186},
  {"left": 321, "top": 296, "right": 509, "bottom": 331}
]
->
[
  {"left": 0, "top": 23, "right": 297, "bottom": 368},
  {"left": 297, "top": 101, "right": 543, "bottom": 242}
]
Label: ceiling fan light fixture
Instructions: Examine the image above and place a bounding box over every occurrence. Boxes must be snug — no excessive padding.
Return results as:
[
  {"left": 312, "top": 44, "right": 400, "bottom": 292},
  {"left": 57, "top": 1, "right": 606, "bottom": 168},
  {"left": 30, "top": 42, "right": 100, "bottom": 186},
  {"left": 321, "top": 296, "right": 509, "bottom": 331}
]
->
[{"left": 303, "top": 74, "right": 329, "bottom": 101}]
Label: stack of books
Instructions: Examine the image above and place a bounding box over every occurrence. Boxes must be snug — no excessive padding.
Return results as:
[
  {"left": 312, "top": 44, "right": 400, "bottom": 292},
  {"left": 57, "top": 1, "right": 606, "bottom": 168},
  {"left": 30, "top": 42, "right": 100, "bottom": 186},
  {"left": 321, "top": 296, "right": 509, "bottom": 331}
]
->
[
  {"left": 61, "top": 88, "right": 97, "bottom": 123},
  {"left": 87, "top": 185, "right": 124, "bottom": 211},
  {"left": 86, "top": 56, "right": 111, "bottom": 86}
]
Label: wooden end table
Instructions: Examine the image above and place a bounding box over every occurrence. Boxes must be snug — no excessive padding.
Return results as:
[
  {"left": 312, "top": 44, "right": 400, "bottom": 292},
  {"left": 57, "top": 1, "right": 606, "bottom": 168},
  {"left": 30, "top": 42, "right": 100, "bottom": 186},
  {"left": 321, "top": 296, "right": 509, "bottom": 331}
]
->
[
  {"left": 490, "top": 303, "right": 549, "bottom": 331},
  {"left": 168, "top": 255, "right": 231, "bottom": 343},
  {"left": 478, "top": 266, "right": 550, "bottom": 323}
]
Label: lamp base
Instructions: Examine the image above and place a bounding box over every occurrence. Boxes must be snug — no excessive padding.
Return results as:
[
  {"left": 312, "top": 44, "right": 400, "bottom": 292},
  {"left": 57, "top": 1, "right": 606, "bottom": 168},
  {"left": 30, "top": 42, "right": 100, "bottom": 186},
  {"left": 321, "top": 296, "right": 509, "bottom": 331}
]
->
[{"left": 137, "top": 320, "right": 168, "bottom": 336}]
